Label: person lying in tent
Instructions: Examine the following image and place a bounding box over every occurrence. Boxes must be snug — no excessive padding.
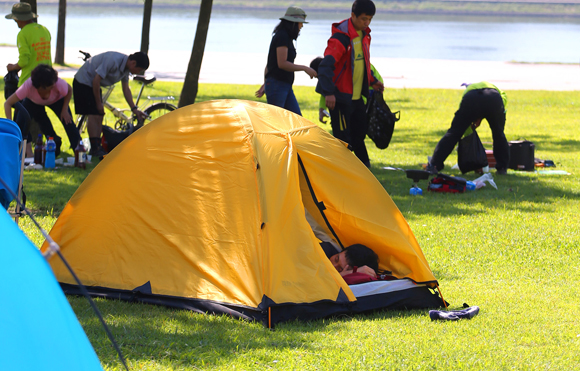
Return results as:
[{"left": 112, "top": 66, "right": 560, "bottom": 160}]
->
[
  {"left": 306, "top": 209, "right": 378, "bottom": 278},
  {"left": 324, "top": 243, "right": 379, "bottom": 278}
]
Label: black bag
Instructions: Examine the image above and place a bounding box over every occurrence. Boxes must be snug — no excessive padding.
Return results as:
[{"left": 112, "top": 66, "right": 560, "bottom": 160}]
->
[
  {"left": 366, "top": 92, "right": 400, "bottom": 149},
  {"left": 4, "top": 71, "right": 19, "bottom": 99},
  {"left": 101, "top": 125, "right": 133, "bottom": 153},
  {"left": 457, "top": 126, "right": 488, "bottom": 174},
  {"left": 509, "top": 140, "right": 535, "bottom": 171}
]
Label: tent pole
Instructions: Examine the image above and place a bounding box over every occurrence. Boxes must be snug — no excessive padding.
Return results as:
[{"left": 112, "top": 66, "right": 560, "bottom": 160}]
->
[{"left": 437, "top": 286, "right": 448, "bottom": 310}]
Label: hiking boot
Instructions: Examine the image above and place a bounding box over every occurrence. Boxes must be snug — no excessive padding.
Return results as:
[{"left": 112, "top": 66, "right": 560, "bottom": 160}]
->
[
  {"left": 496, "top": 168, "right": 507, "bottom": 175},
  {"left": 89, "top": 144, "right": 107, "bottom": 158}
]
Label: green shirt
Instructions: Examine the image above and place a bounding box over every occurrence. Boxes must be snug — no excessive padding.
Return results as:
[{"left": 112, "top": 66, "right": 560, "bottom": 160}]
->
[
  {"left": 351, "top": 30, "right": 364, "bottom": 101},
  {"left": 16, "top": 23, "right": 52, "bottom": 86}
]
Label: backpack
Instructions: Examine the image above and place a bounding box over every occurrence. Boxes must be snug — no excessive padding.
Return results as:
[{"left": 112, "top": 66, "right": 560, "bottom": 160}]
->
[{"left": 428, "top": 173, "right": 467, "bottom": 193}]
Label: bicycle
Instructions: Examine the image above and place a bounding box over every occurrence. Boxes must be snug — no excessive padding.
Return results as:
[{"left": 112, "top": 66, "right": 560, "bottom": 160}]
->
[{"left": 75, "top": 50, "right": 178, "bottom": 134}]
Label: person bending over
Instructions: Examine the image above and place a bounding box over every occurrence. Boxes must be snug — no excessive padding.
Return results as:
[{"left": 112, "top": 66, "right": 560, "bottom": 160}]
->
[
  {"left": 5, "top": 64, "right": 81, "bottom": 155},
  {"left": 426, "top": 81, "right": 509, "bottom": 175},
  {"left": 73, "top": 51, "right": 149, "bottom": 157}
]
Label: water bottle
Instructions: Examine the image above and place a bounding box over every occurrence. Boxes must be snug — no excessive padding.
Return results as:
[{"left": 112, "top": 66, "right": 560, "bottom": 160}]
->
[
  {"left": 45, "top": 137, "right": 56, "bottom": 169},
  {"left": 74, "top": 140, "right": 87, "bottom": 169},
  {"left": 410, "top": 186, "right": 423, "bottom": 195},
  {"left": 34, "top": 134, "right": 43, "bottom": 164},
  {"left": 466, "top": 181, "right": 476, "bottom": 191}
]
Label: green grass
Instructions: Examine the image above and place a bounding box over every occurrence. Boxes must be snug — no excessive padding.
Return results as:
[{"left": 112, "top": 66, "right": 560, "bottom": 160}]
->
[{"left": 3, "top": 82, "right": 580, "bottom": 370}]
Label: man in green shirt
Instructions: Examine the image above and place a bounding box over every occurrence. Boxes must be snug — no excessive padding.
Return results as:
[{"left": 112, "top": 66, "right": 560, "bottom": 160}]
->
[
  {"left": 5, "top": 2, "right": 52, "bottom": 87},
  {"left": 427, "top": 82, "right": 509, "bottom": 175}
]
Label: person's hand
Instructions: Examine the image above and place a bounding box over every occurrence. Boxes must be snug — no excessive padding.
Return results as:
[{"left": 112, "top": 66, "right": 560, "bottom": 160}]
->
[
  {"left": 356, "top": 265, "right": 377, "bottom": 278},
  {"left": 304, "top": 67, "right": 317, "bottom": 79},
  {"left": 135, "top": 109, "right": 147, "bottom": 121},
  {"left": 372, "top": 80, "right": 384, "bottom": 93},
  {"left": 473, "top": 118, "right": 483, "bottom": 129},
  {"left": 96, "top": 102, "right": 105, "bottom": 116},
  {"left": 255, "top": 84, "right": 265, "bottom": 98},
  {"left": 318, "top": 108, "right": 327, "bottom": 124},
  {"left": 60, "top": 110, "right": 73, "bottom": 125},
  {"left": 7, "top": 63, "right": 20, "bottom": 72},
  {"left": 325, "top": 95, "right": 336, "bottom": 110}
]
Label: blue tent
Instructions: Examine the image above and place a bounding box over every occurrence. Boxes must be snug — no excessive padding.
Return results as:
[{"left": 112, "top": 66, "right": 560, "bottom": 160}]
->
[{"left": 0, "top": 210, "right": 103, "bottom": 371}]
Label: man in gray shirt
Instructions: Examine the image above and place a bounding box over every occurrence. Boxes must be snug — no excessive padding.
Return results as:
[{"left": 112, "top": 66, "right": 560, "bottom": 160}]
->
[{"left": 73, "top": 51, "right": 149, "bottom": 156}]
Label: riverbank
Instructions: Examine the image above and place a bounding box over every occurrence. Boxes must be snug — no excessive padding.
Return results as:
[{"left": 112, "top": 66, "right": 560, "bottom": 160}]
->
[
  {"left": 1, "top": 46, "right": 578, "bottom": 91},
  {"left": 10, "top": 0, "right": 580, "bottom": 18}
]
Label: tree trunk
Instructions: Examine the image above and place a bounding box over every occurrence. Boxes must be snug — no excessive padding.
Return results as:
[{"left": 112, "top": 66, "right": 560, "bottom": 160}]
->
[
  {"left": 178, "top": 0, "right": 213, "bottom": 108},
  {"left": 54, "top": 0, "right": 66, "bottom": 65},
  {"left": 21, "top": 0, "right": 37, "bottom": 23},
  {"left": 141, "top": 0, "right": 153, "bottom": 54}
]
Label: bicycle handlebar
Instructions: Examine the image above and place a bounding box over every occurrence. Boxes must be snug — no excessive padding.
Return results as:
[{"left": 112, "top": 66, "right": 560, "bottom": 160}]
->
[{"left": 79, "top": 50, "right": 91, "bottom": 61}]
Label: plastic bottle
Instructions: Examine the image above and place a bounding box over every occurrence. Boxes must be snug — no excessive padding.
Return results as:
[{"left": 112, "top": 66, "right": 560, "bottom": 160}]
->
[
  {"left": 410, "top": 186, "right": 423, "bottom": 195},
  {"left": 45, "top": 137, "right": 56, "bottom": 169},
  {"left": 74, "top": 140, "right": 87, "bottom": 169},
  {"left": 34, "top": 134, "right": 43, "bottom": 164},
  {"left": 466, "top": 181, "right": 476, "bottom": 191}
]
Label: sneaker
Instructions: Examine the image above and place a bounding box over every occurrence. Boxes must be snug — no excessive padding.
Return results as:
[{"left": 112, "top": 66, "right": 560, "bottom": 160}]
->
[
  {"left": 89, "top": 145, "right": 107, "bottom": 157},
  {"left": 496, "top": 168, "right": 507, "bottom": 175}
]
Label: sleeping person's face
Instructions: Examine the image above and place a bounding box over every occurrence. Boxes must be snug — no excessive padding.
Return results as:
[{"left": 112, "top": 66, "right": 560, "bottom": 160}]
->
[{"left": 330, "top": 251, "right": 348, "bottom": 273}]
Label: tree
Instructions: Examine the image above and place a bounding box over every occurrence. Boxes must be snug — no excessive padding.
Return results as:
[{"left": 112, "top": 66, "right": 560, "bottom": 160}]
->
[
  {"left": 141, "top": 0, "right": 153, "bottom": 54},
  {"left": 54, "top": 0, "right": 66, "bottom": 65},
  {"left": 178, "top": 0, "right": 213, "bottom": 108}
]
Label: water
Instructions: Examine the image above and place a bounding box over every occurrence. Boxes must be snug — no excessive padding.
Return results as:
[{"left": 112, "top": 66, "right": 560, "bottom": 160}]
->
[{"left": 2, "top": 3, "right": 580, "bottom": 63}]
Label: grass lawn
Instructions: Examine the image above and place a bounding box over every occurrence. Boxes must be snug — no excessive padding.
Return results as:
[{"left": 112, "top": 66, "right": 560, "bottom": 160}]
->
[{"left": 3, "top": 80, "right": 580, "bottom": 370}]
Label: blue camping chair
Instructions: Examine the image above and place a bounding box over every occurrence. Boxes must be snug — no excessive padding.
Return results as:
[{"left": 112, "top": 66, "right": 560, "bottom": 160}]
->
[{"left": 0, "top": 102, "right": 30, "bottom": 222}]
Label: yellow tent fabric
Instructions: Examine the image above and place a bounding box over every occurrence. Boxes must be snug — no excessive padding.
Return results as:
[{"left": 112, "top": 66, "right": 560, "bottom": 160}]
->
[{"left": 44, "top": 100, "right": 439, "bottom": 324}]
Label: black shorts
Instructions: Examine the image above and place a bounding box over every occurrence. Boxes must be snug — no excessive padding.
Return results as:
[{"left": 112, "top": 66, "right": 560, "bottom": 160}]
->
[{"left": 73, "top": 78, "right": 102, "bottom": 115}]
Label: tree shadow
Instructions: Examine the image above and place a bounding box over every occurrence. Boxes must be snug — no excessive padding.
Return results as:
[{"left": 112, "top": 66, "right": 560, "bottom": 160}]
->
[{"left": 70, "top": 296, "right": 437, "bottom": 369}]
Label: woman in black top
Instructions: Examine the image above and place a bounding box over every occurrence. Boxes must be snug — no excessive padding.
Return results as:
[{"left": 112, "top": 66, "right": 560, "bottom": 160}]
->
[{"left": 255, "top": 6, "right": 317, "bottom": 115}]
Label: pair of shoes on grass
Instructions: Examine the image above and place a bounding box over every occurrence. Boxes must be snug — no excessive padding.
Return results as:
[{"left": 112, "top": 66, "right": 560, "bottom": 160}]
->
[{"left": 429, "top": 306, "right": 480, "bottom": 321}]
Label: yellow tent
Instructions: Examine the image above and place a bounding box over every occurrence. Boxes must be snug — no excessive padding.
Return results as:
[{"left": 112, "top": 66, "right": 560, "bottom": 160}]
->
[{"left": 44, "top": 100, "right": 443, "bottom": 326}]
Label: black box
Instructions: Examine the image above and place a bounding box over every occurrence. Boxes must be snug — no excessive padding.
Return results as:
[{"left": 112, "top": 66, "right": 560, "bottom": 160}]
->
[{"left": 508, "top": 140, "right": 535, "bottom": 171}]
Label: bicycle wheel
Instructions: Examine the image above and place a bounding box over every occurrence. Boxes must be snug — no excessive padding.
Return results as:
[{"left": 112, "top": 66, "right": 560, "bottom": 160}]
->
[{"left": 144, "top": 103, "right": 177, "bottom": 123}]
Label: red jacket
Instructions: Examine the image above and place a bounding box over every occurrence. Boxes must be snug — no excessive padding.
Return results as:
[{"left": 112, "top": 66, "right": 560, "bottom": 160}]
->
[{"left": 316, "top": 18, "right": 377, "bottom": 103}]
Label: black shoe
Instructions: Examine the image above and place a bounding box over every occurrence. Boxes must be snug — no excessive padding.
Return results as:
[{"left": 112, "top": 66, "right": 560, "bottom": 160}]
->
[
  {"left": 496, "top": 168, "right": 507, "bottom": 175},
  {"left": 425, "top": 163, "right": 438, "bottom": 175},
  {"left": 89, "top": 145, "right": 107, "bottom": 157}
]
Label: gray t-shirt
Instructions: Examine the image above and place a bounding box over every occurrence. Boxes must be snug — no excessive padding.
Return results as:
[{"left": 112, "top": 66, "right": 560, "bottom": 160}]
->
[{"left": 74, "top": 51, "right": 129, "bottom": 87}]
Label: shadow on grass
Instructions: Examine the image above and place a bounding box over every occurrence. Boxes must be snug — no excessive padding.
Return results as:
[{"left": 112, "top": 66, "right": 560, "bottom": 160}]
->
[
  {"left": 370, "top": 159, "right": 580, "bottom": 218},
  {"left": 70, "top": 296, "right": 435, "bottom": 369}
]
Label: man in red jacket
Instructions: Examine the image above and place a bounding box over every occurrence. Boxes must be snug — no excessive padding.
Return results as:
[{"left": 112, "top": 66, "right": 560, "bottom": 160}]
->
[{"left": 316, "top": 0, "right": 384, "bottom": 168}]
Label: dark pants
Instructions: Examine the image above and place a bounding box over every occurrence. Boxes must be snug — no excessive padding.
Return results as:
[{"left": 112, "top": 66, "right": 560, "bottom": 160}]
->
[
  {"left": 22, "top": 97, "right": 81, "bottom": 151},
  {"left": 329, "top": 99, "right": 370, "bottom": 167},
  {"left": 431, "top": 88, "right": 509, "bottom": 172}
]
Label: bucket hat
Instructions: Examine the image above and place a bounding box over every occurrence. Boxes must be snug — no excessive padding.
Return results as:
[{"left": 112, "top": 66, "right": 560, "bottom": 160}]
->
[
  {"left": 279, "top": 6, "right": 308, "bottom": 23},
  {"left": 5, "top": 3, "right": 38, "bottom": 21}
]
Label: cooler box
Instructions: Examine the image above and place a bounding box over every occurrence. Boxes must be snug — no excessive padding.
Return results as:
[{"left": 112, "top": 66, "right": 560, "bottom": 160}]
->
[{"left": 508, "top": 140, "right": 535, "bottom": 171}]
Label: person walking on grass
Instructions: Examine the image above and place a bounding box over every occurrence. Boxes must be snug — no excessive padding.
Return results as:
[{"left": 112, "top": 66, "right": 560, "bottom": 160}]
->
[
  {"left": 426, "top": 81, "right": 509, "bottom": 175},
  {"left": 316, "top": 0, "right": 384, "bottom": 168},
  {"left": 255, "top": 6, "right": 317, "bottom": 116}
]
